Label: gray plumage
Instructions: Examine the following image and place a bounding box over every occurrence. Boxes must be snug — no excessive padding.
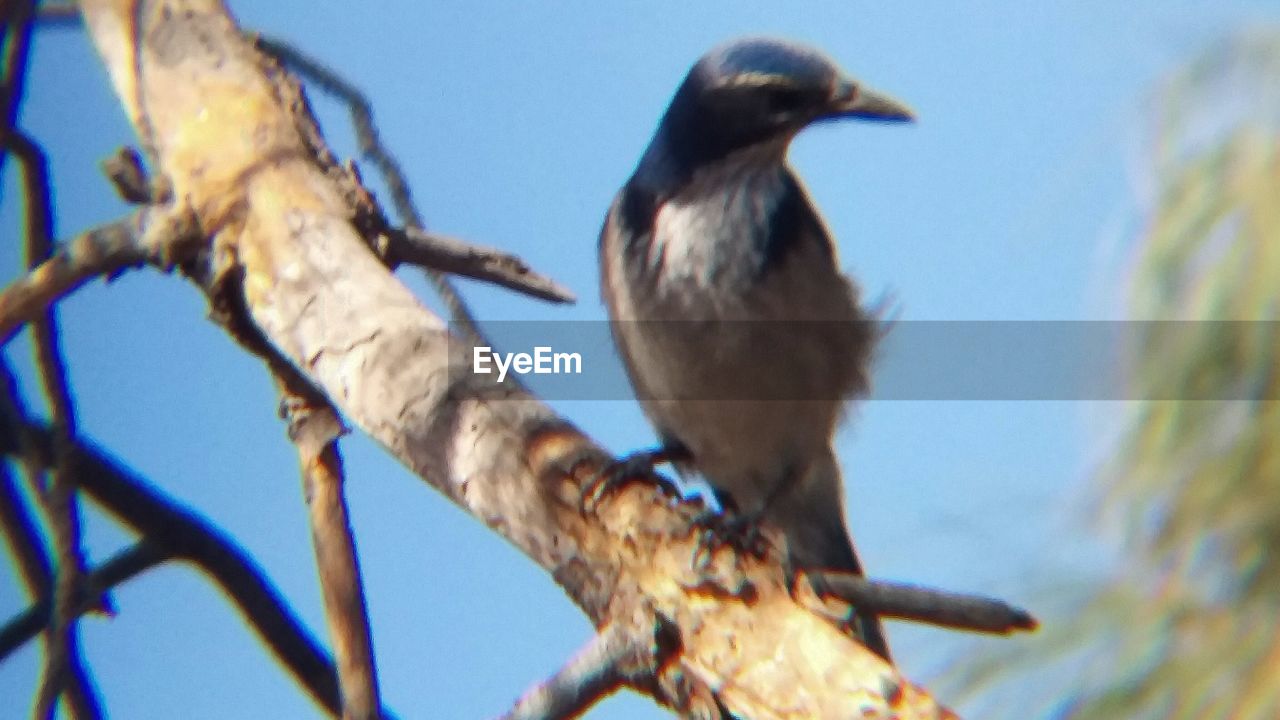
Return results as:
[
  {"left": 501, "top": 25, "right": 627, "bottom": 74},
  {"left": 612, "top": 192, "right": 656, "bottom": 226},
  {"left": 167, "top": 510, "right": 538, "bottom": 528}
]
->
[{"left": 599, "top": 37, "right": 913, "bottom": 661}]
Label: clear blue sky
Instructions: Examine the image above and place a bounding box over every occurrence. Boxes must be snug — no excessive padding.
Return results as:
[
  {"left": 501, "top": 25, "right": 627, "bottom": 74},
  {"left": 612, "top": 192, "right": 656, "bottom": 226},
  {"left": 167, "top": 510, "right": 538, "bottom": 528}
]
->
[{"left": 3, "top": 2, "right": 1276, "bottom": 718}]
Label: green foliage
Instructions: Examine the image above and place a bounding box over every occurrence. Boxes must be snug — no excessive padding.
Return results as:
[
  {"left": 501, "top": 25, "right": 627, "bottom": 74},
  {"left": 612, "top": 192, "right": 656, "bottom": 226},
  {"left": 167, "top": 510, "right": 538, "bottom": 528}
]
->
[{"left": 955, "top": 29, "right": 1280, "bottom": 720}]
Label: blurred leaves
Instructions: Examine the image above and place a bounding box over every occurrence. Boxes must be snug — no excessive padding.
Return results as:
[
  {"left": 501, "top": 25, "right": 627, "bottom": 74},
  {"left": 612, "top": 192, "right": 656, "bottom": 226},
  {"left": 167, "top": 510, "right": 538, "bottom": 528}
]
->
[{"left": 954, "top": 28, "right": 1280, "bottom": 720}]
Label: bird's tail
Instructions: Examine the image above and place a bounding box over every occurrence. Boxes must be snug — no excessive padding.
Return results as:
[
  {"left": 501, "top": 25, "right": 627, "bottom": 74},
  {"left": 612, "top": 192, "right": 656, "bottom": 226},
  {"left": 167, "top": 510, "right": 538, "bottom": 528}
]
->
[{"left": 766, "top": 448, "right": 892, "bottom": 662}]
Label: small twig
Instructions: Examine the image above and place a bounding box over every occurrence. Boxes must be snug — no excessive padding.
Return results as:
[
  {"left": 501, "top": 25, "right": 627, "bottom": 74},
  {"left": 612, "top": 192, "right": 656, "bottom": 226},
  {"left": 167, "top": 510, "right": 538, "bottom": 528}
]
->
[
  {"left": 0, "top": 365, "right": 103, "bottom": 717},
  {"left": 0, "top": 206, "right": 201, "bottom": 346},
  {"left": 278, "top": 374, "right": 384, "bottom": 720},
  {"left": 0, "top": 460, "right": 115, "bottom": 622},
  {"left": 0, "top": 460, "right": 52, "bottom": 591},
  {"left": 0, "top": 412, "right": 404, "bottom": 719},
  {"left": 1, "top": 134, "right": 144, "bottom": 353},
  {"left": 386, "top": 227, "right": 575, "bottom": 304},
  {"left": 42, "top": 435, "right": 341, "bottom": 714},
  {"left": 0, "top": 213, "right": 145, "bottom": 346},
  {"left": 812, "top": 571, "right": 1039, "bottom": 635},
  {"left": 4, "top": 101, "right": 100, "bottom": 720},
  {"left": 499, "top": 623, "right": 637, "bottom": 720},
  {"left": 256, "top": 36, "right": 486, "bottom": 340},
  {"left": 1, "top": 0, "right": 37, "bottom": 181},
  {"left": 0, "top": 540, "right": 167, "bottom": 660},
  {"left": 101, "top": 146, "right": 153, "bottom": 204},
  {"left": 8, "top": 129, "right": 75, "bottom": 434}
]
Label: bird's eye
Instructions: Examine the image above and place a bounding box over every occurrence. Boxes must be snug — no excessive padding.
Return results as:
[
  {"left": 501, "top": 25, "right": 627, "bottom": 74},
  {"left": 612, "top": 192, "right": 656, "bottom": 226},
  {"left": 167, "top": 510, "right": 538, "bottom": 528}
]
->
[{"left": 765, "top": 87, "right": 809, "bottom": 115}]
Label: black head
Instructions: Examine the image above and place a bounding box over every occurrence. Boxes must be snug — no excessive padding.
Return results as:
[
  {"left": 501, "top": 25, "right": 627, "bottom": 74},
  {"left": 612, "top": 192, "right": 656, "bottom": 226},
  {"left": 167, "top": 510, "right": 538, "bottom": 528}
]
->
[{"left": 636, "top": 38, "right": 914, "bottom": 187}]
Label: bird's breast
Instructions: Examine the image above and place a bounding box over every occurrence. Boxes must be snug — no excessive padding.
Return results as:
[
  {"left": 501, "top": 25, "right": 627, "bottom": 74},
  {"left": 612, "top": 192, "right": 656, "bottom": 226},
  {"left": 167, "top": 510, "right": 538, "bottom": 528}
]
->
[{"left": 647, "top": 165, "right": 788, "bottom": 292}]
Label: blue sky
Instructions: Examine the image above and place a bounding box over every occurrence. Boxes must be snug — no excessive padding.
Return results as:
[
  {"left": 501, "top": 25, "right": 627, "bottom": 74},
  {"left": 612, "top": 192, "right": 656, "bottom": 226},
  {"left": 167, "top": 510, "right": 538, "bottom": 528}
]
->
[{"left": 3, "top": 2, "right": 1277, "bottom": 718}]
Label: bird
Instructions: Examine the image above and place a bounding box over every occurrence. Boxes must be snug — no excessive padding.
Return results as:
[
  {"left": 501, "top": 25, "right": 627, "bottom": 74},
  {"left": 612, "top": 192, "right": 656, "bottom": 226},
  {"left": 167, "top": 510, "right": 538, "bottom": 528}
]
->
[{"left": 597, "top": 37, "right": 913, "bottom": 662}]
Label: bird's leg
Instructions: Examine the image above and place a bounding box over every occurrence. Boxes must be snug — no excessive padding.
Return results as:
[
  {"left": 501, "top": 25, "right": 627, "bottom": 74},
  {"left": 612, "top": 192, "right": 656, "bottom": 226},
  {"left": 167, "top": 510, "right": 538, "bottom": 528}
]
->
[
  {"left": 690, "top": 464, "right": 804, "bottom": 567},
  {"left": 578, "top": 443, "right": 689, "bottom": 515}
]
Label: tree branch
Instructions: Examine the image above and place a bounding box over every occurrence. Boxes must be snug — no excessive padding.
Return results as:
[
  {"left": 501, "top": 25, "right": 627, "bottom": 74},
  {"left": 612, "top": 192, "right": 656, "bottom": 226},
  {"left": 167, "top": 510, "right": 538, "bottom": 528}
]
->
[
  {"left": 0, "top": 204, "right": 202, "bottom": 346},
  {"left": 500, "top": 621, "right": 642, "bottom": 720},
  {"left": 0, "top": 391, "right": 104, "bottom": 714},
  {"left": 255, "top": 34, "right": 486, "bottom": 341},
  {"left": 385, "top": 226, "right": 575, "bottom": 305},
  {"left": 277, "top": 373, "right": 385, "bottom": 720},
  {"left": 4, "top": 36, "right": 101, "bottom": 711},
  {"left": 0, "top": 460, "right": 52, "bottom": 592},
  {"left": 0, "top": 459, "right": 104, "bottom": 718},
  {"left": 0, "top": 413, "right": 396, "bottom": 718},
  {"left": 811, "top": 571, "right": 1039, "bottom": 635},
  {"left": 1, "top": 214, "right": 142, "bottom": 345},
  {"left": 1, "top": 0, "right": 37, "bottom": 179},
  {"left": 0, "top": 540, "right": 168, "bottom": 660}
]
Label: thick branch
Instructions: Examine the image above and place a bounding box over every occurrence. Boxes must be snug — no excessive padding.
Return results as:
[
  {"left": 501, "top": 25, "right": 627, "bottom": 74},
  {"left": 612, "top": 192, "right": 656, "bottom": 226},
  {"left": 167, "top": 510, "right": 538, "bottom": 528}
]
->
[{"left": 255, "top": 34, "right": 484, "bottom": 341}]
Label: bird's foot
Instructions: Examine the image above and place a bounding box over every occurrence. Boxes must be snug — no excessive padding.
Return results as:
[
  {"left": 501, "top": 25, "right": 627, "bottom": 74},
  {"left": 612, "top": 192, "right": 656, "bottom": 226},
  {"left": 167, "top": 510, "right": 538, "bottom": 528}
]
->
[
  {"left": 690, "top": 509, "right": 769, "bottom": 569},
  {"left": 578, "top": 445, "right": 687, "bottom": 515}
]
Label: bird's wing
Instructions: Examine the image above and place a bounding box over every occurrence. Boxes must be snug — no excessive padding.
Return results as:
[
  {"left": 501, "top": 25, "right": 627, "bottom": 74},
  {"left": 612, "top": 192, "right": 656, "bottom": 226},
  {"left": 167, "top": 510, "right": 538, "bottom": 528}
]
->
[
  {"left": 598, "top": 187, "right": 691, "bottom": 460},
  {"left": 756, "top": 169, "right": 841, "bottom": 273},
  {"left": 750, "top": 169, "right": 876, "bottom": 399}
]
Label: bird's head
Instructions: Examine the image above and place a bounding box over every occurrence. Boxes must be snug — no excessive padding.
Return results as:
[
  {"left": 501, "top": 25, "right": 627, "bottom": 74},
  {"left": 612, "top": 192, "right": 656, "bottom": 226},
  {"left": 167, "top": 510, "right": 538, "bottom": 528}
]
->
[{"left": 640, "top": 37, "right": 914, "bottom": 183}]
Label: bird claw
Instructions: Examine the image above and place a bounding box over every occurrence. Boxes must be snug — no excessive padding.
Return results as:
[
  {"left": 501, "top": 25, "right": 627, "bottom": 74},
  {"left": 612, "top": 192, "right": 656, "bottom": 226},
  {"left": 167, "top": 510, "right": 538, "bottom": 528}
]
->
[
  {"left": 578, "top": 447, "right": 682, "bottom": 515},
  {"left": 690, "top": 509, "right": 768, "bottom": 569}
]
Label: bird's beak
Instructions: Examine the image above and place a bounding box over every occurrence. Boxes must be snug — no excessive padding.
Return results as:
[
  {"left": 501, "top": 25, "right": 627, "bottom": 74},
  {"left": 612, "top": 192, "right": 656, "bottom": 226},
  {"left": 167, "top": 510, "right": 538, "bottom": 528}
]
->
[{"left": 825, "top": 79, "right": 916, "bottom": 123}]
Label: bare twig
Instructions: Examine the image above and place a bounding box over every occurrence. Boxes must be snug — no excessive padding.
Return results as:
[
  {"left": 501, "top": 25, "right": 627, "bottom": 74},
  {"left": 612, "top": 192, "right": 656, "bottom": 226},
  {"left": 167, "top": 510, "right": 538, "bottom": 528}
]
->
[
  {"left": 500, "top": 623, "right": 641, "bottom": 720},
  {"left": 278, "top": 375, "right": 384, "bottom": 720},
  {"left": 812, "top": 571, "right": 1039, "bottom": 635},
  {"left": 0, "top": 360, "right": 105, "bottom": 717},
  {"left": 1, "top": 0, "right": 36, "bottom": 180},
  {"left": 101, "top": 146, "right": 154, "bottom": 204},
  {"left": 0, "top": 460, "right": 104, "bottom": 717},
  {"left": 256, "top": 35, "right": 486, "bottom": 341},
  {"left": 7, "top": 129, "right": 75, "bottom": 436},
  {"left": 386, "top": 227, "right": 575, "bottom": 304},
  {"left": 0, "top": 540, "right": 167, "bottom": 660},
  {"left": 5, "top": 9, "right": 121, "bottom": 707},
  {"left": 0, "top": 206, "right": 202, "bottom": 346},
  {"left": 0, "top": 413, "right": 376, "bottom": 718},
  {"left": 0, "top": 460, "right": 52, "bottom": 591},
  {"left": 4, "top": 66, "right": 100, "bottom": 715},
  {"left": 1, "top": 214, "right": 146, "bottom": 345}
]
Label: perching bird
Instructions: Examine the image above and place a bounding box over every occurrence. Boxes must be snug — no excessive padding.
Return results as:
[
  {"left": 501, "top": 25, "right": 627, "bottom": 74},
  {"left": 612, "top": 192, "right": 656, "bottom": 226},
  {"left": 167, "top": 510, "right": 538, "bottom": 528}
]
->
[{"left": 598, "top": 37, "right": 913, "bottom": 662}]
